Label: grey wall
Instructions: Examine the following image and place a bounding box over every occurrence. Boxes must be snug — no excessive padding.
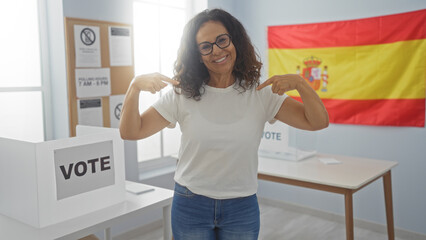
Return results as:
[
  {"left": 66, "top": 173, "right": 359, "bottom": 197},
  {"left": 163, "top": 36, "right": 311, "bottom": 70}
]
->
[{"left": 212, "top": 0, "right": 426, "bottom": 235}]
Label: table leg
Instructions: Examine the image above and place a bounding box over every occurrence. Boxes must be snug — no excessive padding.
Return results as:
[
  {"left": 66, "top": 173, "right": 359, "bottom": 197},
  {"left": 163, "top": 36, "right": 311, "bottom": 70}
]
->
[
  {"left": 104, "top": 227, "right": 111, "bottom": 240},
  {"left": 163, "top": 204, "right": 172, "bottom": 240},
  {"left": 344, "top": 191, "right": 354, "bottom": 240},
  {"left": 383, "top": 171, "right": 395, "bottom": 240}
]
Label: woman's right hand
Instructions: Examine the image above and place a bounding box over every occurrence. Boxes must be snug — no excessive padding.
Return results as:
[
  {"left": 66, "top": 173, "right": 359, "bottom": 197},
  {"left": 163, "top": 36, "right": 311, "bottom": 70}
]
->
[
  {"left": 120, "top": 73, "right": 179, "bottom": 140},
  {"left": 131, "top": 73, "right": 180, "bottom": 94}
]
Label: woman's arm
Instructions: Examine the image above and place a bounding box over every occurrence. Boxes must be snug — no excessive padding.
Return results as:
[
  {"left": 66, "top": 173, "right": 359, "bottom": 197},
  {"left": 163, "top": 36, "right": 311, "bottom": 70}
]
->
[
  {"left": 119, "top": 73, "right": 179, "bottom": 140},
  {"left": 257, "top": 74, "right": 329, "bottom": 131}
]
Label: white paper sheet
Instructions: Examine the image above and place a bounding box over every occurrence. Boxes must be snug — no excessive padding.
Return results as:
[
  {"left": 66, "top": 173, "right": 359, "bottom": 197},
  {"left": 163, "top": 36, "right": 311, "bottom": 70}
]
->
[
  {"left": 77, "top": 98, "right": 103, "bottom": 127},
  {"left": 318, "top": 157, "right": 341, "bottom": 165},
  {"left": 258, "top": 147, "right": 316, "bottom": 161},
  {"left": 108, "top": 26, "right": 132, "bottom": 66},
  {"left": 75, "top": 68, "right": 111, "bottom": 98},
  {"left": 125, "top": 182, "right": 154, "bottom": 195},
  {"left": 74, "top": 25, "right": 101, "bottom": 67},
  {"left": 109, "top": 95, "right": 125, "bottom": 128}
]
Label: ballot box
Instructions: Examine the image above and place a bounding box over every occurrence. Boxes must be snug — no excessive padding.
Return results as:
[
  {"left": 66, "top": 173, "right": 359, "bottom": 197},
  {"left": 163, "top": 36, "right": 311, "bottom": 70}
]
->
[
  {"left": 0, "top": 127, "right": 125, "bottom": 228},
  {"left": 259, "top": 121, "right": 317, "bottom": 161}
]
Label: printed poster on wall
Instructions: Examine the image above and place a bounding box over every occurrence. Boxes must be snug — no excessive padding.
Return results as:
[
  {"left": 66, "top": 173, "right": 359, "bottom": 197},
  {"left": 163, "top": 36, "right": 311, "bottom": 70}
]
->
[
  {"left": 109, "top": 94, "right": 125, "bottom": 128},
  {"left": 108, "top": 26, "right": 132, "bottom": 66},
  {"left": 74, "top": 25, "right": 101, "bottom": 67},
  {"left": 77, "top": 98, "right": 103, "bottom": 127},
  {"left": 75, "top": 68, "right": 111, "bottom": 98}
]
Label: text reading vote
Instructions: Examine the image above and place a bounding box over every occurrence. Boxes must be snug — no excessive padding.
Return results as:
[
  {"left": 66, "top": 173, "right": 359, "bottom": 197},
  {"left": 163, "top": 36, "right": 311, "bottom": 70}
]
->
[
  {"left": 59, "top": 156, "right": 111, "bottom": 180},
  {"left": 262, "top": 131, "right": 282, "bottom": 140}
]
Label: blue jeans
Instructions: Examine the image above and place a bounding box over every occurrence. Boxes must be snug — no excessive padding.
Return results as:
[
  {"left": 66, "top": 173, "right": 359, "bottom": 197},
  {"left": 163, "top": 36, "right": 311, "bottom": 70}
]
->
[{"left": 172, "top": 183, "right": 260, "bottom": 240}]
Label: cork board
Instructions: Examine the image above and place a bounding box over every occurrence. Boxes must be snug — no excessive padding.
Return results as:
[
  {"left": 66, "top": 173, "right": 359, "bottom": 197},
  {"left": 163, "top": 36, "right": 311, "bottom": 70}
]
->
[{"left": 64, "top": 17, "right": 134, "bottom": 136}]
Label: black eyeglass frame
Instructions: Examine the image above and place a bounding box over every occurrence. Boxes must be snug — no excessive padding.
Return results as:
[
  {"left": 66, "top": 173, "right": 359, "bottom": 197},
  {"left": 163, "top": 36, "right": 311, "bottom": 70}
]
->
[{"left": 197, "top": 33, "right": 232, "bottom": 56}]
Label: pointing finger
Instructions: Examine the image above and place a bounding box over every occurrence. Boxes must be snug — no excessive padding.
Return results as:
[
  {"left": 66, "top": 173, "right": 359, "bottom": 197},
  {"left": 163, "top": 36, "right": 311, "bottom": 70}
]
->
[
  {"left": 153, "top": 83, "right": 162, "bottom": 92},
  {"left": 160, "top": 76, "right": 180, "bottom": 86},
  {"left": 159, "top": 81, "right": 168, "bottom": 88},
  {"left": 256, "top": 79, "right": 273, "bottom": 90}
]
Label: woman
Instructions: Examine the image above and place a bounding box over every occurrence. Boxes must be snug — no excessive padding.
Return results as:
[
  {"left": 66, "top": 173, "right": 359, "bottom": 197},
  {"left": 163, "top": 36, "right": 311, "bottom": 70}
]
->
[{"left": 120, "top": 8, "right": 328, "bottom": 240}]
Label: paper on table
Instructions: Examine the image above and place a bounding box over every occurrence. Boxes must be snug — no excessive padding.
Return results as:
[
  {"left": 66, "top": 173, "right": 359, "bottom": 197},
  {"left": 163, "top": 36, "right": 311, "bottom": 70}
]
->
[
  {"left": 126, "top": 183, "right": 155, "bottom": 195},
  {"left": 318, "top": 157, "right": 341, "bottom": 165},
  {"left": 258, "top": 147, "right": 315, "bottom": 161}
]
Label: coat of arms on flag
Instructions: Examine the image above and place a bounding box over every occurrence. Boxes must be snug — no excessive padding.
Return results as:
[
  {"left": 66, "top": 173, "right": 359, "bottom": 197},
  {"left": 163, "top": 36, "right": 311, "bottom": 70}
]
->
[
  {"left": 268, "top": 9, "right": 426, "bottom": 127},
  {"left": 297, "top": 56, "right": 328, "bottom": 92}
]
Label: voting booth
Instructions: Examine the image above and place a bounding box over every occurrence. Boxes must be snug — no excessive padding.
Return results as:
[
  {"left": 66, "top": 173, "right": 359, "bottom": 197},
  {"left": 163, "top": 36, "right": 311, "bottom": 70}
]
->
[
  {"left": 0, "top": 126, "right": 125, "bottom": 228},
  {"left": 259, "top": 121, "right": 317, "bottom": 161}
]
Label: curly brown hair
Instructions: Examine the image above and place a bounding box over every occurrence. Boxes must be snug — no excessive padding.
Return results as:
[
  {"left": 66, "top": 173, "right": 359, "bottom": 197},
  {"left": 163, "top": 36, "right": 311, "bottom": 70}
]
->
[{"left": 173, "top": 8, "right": 262, "bottom": 100}]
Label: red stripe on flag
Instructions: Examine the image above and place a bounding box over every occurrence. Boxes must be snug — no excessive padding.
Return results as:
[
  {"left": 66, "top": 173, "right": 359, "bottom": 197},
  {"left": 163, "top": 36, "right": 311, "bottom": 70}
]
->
[
  {"left": 291, "top": 97, "right": 425, "bottom": 127},
  {"left": 268, "top": 9, "right": 426, "bottom": 49}
]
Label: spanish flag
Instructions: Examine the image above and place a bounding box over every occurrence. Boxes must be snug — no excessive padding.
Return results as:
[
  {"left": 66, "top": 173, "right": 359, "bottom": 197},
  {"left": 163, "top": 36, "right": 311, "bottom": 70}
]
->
[{"left": 268, "top": 9, "right": 426, "bottom": 127}]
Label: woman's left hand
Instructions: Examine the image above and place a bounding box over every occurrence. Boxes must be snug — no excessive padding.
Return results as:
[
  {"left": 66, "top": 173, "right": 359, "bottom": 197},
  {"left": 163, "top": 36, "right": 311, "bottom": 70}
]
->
[
  {"left": 256, "top": 74, "right": 304, "bottom": 95},
  {"left": 257, "top": 74, "right": 329, "bottom": 131}
]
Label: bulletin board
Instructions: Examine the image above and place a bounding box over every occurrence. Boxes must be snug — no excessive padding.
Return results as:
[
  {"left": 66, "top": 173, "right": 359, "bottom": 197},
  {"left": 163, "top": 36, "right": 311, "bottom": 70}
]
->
[{"left": 64, "top": 17, "right": 134, "bottom": 136}]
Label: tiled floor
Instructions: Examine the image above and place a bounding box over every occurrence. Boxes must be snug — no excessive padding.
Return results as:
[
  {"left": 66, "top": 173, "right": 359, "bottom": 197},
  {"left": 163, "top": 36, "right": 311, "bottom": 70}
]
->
[{"left": 118, "top": 201, "right": 410, "bottom": 240}]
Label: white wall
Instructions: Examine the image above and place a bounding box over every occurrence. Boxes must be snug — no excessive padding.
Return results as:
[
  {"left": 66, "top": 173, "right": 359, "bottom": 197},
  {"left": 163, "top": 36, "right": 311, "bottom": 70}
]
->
[
  {"left": 63, "top": 0, "right": 133, "bottom": 24},
  {"left": 208, "top": 0, "right": 235, "bottom": 13},
  {"left": 45, "top": 0, "right": 68, "bottom": 140},
  {"left": 213, "top": 0, "right": 426, "bottom": 235}
]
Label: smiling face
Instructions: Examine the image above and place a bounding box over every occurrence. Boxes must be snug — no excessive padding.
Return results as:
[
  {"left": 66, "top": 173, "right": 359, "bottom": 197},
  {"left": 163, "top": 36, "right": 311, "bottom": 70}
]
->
[{"left": 196, "top": 21, "right": 237, "bottom": 82}]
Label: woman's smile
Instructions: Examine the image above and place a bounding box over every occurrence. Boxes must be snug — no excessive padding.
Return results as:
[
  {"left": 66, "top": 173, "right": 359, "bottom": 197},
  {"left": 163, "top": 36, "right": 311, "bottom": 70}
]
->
[{"left": 213, "top": 54, "right": 229, "bottom": 64}]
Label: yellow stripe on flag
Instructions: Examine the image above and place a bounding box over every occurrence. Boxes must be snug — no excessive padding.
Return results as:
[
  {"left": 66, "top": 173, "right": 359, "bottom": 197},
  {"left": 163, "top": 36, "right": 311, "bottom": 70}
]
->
[{"left": 269, "top": 39, "right": 426, "bottom": 100}]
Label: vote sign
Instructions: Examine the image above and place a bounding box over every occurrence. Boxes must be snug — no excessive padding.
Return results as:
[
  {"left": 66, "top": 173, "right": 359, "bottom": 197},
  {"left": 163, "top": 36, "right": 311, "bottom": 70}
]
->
[
  {"left": 259, "top": 121, "right": 289, "bottom": 152},
  {"left": 54, "top": 140, "right": 115, "bottom": 200}
]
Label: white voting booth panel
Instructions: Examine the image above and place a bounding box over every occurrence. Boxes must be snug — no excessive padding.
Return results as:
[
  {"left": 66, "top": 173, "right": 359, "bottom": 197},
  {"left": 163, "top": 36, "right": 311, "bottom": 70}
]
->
[
  {"left": 259, "top": 121, "right": 316, "bottom": 161},
  {"left": 0, "top": 127, "right": 125, "bottom": 228}
]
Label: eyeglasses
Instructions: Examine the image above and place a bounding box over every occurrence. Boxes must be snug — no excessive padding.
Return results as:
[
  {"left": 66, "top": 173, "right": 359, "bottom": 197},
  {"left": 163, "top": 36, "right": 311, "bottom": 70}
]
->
[{"left": 198, "top": 33, "right": 232, "bottom": 56}]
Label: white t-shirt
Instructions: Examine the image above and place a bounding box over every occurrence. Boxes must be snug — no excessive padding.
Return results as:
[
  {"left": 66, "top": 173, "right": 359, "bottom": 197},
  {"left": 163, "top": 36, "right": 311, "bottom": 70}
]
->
[{"left": 152, "top": 82, "right": 287, "bottom": 199}]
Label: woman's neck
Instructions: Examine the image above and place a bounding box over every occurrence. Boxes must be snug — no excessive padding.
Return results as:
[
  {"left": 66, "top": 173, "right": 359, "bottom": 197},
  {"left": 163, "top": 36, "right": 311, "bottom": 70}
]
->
[{"left": 207, "top": 73, "right": 235, "bottom": 88}]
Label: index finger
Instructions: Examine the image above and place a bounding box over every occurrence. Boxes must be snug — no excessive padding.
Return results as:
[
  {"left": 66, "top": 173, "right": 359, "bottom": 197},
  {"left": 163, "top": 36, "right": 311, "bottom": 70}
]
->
[
  {"left": 256, "top": 78, "right": 273, "bottom": 90},
  {"left": 160, "top": 75, "right": 180, "bottom": 85}
]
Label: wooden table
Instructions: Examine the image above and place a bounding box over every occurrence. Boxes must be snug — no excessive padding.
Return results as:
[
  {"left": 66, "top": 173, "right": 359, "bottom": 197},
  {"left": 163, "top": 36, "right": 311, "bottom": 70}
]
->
[
  {"left": 0, "top": 181, "right": 173, "bottom": 240},
  {"left": 258, "top": 153, "right": 398, "bottom": 240}
]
